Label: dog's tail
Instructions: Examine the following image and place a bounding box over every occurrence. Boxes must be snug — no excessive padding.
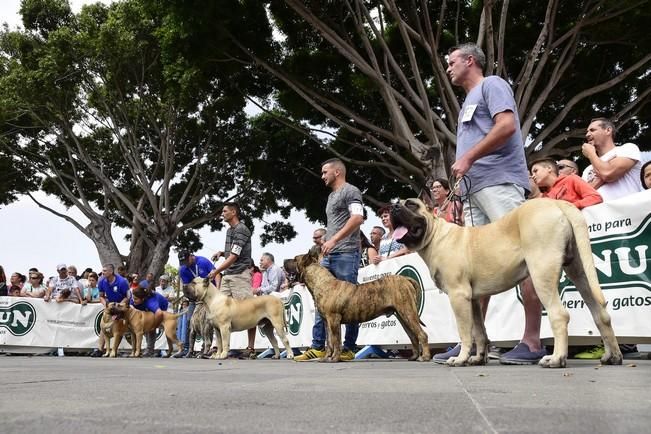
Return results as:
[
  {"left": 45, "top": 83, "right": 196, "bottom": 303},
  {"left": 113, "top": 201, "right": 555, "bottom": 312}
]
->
[
  {"left": 555, "top": 201, "right": 606, "bottom": 307},
  {"left": 169, "top": 308, "right": 189, "bottom": 319}
]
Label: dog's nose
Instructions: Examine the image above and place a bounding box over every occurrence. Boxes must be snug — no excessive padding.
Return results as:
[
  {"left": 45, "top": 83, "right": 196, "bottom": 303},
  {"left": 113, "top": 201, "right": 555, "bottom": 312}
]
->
[{"left": 390, "top": 202, "right": 401, "bottom": 215}]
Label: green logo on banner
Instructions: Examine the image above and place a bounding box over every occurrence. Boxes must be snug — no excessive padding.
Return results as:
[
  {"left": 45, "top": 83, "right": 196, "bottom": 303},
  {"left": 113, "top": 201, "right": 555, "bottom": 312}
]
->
[
  {"left": 94, "top": 311, "right": 103, "bottom": 336},
  {"left": 284, "top": 292, "right": 303, "bottom": 336},
  {"left": 514, "top": 214, "right": 650, "bottom": 314},
  {"left": 0, "top": 301, "right": 37, "bottom": 336},
  {"left": 559, "top": 214, "right": 650, "bottom": 297},
  {"left": 396, "top": 265, "right": 425, "bottom": 316}
]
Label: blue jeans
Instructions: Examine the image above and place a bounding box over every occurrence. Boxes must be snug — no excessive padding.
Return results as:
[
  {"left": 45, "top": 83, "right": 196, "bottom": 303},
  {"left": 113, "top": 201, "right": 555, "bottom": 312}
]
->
[
  {"left": 180, "top": 301, "right": 196, "bottom": 351},
  {"left": 311, "top": 251, "right": 360, "bottom": 351}
]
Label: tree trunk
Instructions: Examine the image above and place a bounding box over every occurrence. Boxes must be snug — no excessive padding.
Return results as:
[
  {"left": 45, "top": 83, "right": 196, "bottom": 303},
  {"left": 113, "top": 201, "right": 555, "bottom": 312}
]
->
[{"left": 86, "top": 219, "right": 123, "bottom": 268}]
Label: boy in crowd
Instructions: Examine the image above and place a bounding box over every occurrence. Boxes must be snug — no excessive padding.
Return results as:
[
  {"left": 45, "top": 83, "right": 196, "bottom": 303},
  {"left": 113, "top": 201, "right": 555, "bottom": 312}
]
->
[{"left": 530, "top": 158, "right": 603, "bottom": 209}]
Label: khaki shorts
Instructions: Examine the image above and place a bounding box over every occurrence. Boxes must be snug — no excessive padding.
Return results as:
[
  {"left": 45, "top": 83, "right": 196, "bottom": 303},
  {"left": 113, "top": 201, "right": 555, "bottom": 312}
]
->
[
  {"left": 220, "top": 270, "right": 253, "bottom": 300},
  {"left": 463, "top": 183, "right": 526, "bottom": 226}
]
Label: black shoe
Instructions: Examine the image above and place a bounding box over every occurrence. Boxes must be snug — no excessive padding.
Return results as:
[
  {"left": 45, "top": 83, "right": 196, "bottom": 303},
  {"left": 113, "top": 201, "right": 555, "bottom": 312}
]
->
[
  {"left": 172, "top": 349, "right": 188, "bottom": 358},
  {"left": 183, "top": 351, "right": 194, "bottom": 359},
  {"left": 89, "top": 349, "right": 103, "bottom": 358}
]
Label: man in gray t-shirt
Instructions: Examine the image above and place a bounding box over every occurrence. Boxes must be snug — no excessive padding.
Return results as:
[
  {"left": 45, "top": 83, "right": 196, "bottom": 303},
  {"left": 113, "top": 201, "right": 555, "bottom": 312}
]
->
[
  {"left": 295, "top": 158, "right": 365, "bottom": 362},
  {"left": 325, "top": 183, "right": 363, "bottom": 254},
  {"left": 438, "top": 43, "right": 545, "bottom": 366},
  {"left": 210, "top": 202, "right": 256, "bottom": 358}
]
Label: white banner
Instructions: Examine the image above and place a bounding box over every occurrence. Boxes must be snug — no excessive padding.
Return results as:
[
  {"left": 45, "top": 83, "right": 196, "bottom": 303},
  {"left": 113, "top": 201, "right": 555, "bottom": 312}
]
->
[{"left": 2, "top": 191, "right": 650, "bottom": 352}]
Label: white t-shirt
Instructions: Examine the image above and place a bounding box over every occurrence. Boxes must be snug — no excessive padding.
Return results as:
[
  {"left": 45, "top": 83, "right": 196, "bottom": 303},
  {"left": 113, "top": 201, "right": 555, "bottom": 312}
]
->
[
  {"left": 23, "top": 283, "right": 47, "bottom": 295},
  {"left": 156, "top": 285, "right": 174, "bottom": 297},
  {"left": 582, "top": 143, "right": 643, "bottom": 201}
]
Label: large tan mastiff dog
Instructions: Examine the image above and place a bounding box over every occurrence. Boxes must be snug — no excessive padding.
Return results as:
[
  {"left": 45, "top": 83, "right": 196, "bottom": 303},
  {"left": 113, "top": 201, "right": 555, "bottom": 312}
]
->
[
  {"left": 390, "top": 198, "right": 622, "bottom": 368},
  {"left": 111, "top": 302, "right": 184, "bottom": 357},
  {"left": 184, "top": 277, "right": 294, "bottom": 360},
  {"left": 295, "top": 250, "right": 431, "bottom": 362},
  {"left": 100, "top": 302, "right": 129, "bottom": 358}
]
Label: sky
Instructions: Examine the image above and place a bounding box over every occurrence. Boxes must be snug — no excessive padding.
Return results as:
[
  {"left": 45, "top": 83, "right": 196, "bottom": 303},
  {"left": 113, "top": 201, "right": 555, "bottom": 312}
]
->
[{"left": 0, "top": 0, "right": 384, "bottom": 278}]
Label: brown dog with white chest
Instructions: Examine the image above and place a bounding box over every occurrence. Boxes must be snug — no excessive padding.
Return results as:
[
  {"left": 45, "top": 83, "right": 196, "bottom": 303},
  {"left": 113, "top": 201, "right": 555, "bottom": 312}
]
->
[
  {"left": 111, "top": 302, "right": 185, "bottom": 357},
  {"left": 295, "top": 250, "right": 431, "bottom": 362},
  {"left": 100, "top": 302, "right": 129, "bottom": 358}
]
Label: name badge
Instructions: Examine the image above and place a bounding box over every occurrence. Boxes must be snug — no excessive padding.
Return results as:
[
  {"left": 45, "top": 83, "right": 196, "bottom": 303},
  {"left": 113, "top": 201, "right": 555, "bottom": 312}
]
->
[{"left": 461, "top": 104, "right": 477, "bottom": 122}]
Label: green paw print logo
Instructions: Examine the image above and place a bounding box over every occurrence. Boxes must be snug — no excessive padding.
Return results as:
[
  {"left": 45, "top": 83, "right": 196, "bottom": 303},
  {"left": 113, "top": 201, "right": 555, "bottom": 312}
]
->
[
  {"left": 0, "top": 301, "right": 37, "bottom": 336},
  {"left": 396, "top": 265, "right": 425, "bottom": 316}
]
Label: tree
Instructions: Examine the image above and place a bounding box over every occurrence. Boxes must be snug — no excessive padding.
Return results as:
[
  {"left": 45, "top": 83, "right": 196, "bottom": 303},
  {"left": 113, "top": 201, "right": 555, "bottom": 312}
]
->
[
  {"left": 0, "top": 0, "right": 281, "bottom": 275},
  {"left": 160, "top": 0, "right": 651, "bottom": 198}
]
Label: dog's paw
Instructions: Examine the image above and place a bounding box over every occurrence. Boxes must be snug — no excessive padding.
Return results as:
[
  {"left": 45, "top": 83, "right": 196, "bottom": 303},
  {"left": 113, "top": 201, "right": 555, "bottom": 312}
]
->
[
  {"left": 538, "top": 355, "right": 566, "bottom": 368},
  {"left": 285, "top": 353, "right": 294, "bottom": 360},
  {"left": 600, "top": 351, "right": 623, "bottom": 365},
  {"left": 271, "top": 354, "right": 280, "bottom": 359},
  {"left": 447, "top": 356, "right": 468, "bottom": 367},
  {"left": 467, "top": 355, "right": 487, "bottom": 365}
]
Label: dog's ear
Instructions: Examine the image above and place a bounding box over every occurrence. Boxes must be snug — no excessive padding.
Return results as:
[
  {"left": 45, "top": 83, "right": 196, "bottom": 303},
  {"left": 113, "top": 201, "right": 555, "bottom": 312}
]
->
[{"left": 307, "top": 245, "right": 321, "bottom": 260}]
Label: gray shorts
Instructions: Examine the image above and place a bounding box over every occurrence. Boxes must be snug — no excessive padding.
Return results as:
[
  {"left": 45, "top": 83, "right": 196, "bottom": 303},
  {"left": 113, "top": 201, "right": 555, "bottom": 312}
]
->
[
  {"left": 220, "top": 270, "right": 253, "bottom": 300},
  {"left": 463, "top": 183, "right": 526, "bottom": 226}
]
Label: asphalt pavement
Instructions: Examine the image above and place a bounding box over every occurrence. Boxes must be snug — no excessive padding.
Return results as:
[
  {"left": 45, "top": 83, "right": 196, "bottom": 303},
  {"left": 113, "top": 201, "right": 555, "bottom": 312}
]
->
[{"left": 1, "top": 354, "right": 650, "bottom": 433}]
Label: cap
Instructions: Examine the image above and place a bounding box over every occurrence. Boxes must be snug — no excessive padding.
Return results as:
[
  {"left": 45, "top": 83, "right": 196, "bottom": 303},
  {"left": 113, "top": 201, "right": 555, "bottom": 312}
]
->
[
  {"left": 159, "top": 274, "right": 170, "bottom": 281},
  {"left": 139, "top": 280, "right": 150, "bottom": 289},
  {"left": 57, "top": 263, "right": 67, "bottom": 271},
  {"left": 178, "top": 250, "right": 190, "bottom": 263}
]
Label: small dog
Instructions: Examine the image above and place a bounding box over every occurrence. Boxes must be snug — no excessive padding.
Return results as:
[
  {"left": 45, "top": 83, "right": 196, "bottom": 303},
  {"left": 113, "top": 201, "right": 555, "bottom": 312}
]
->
[
  {"left": 295, "top": 250, "right": 431, "bottom": 362},
  {"left": 184, "top": 277, "right": 294, "bottom": 360},
  {"left": 111, "top": 302, "right": 185, "bottom": 358},
  {"left": 189, "top": 302, "right": 215, "bottom": 358},
  {"left": 100, "top": 302, "right": 129, "bottom": 358}
]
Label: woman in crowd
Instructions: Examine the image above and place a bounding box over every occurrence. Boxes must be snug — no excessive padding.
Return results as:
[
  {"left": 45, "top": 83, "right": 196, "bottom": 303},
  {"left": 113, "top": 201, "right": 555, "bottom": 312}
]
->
[
  {"left": 0, "top": 266, "right": 8, "bottom": 296},
  {"left": 641, "top": 160, "right": 651, "bottom": 190},
  {"left": 372, "top": 205, "right": 409, "bottom": 264},
  {"left": 82, "top": 272, "right": 101, "bottom": 304},
  {"left": 250, "top": 265, "right": 263, "bottom": 290},
  {"left": 21, "top": 272, "right": 46, "bottom": 298},
  {"left": 9, "top": 272, "right": 27, "bottom": 289},
  {"left": 360, "top": 232, "right": 379, "bottom": 267},
  {"left": 130, "top": 273, "right": 140, "bottom": 290},
  {"left": 430, "top": 178, "right": 464, "bottom": 225}
]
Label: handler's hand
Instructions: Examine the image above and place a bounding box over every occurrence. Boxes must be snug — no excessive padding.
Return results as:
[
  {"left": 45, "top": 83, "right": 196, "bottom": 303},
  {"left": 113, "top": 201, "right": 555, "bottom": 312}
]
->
[
  {"left": 211, "top": 251, "right": 223, "bottom": 261},
  {"left": 208, "top": 269, "right": 218, "bottom": 280},
  {"left": 321, "top": 238, "right": 336, "bottom": 256},
  {"left": 451, "top": 155, "right": 472, "bottom": 179},
  {"left": 371, "top": 255, "right": 383, "bottom": 265}
]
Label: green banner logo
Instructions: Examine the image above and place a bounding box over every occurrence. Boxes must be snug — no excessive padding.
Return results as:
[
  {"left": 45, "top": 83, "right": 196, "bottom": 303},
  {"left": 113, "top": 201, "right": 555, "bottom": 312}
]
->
[
  {"left": 396, "top": 265, "right": 425, "bottom": 316},
  {"left": 284, "top": 292, "right": 303, "bottom": 336},
  {"left": 0, "top": 301, "right": 37, "bottom": 336},
  {"left": 94, "top": 311, "right": 103, "bottom": 336},
  {"left": 559, "top": 214, "right": 650, "bottom": 297}
]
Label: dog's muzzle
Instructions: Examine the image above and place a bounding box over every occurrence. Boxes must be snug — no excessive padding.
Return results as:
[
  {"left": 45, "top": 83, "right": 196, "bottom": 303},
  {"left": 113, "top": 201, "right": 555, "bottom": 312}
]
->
[{"left": 182, "top": 285, "right": 197, "bottom": 302}]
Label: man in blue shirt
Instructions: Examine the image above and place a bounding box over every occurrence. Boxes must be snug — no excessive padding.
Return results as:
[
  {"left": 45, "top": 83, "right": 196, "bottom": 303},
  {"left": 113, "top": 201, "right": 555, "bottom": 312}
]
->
[
  {"left": 174, "top": 250, "right": 215, "bottom": 358},
  {"left": 98, "top": 263, "right": 130, "bottom": 305},
  {"left": 95, "top": 263, "right": 130, "bottom": 357}
]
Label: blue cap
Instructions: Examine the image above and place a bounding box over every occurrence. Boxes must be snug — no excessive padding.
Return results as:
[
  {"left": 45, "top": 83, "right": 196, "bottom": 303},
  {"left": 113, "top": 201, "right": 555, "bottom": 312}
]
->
[{"left": 139, "top": 280, "right": 150, "bottom": 289}]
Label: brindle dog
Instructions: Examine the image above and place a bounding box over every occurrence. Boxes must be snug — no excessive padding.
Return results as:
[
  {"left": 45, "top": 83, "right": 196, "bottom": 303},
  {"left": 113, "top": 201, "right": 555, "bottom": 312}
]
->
[
  {"left": 295, "top": 250, "right": 431, "bottom": 362},
  {"left": 189, "top": 301, "right": 215, "bottom": 358},
  {"left": 100, "top": 302, "right": 129, "bottom": 358}
]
